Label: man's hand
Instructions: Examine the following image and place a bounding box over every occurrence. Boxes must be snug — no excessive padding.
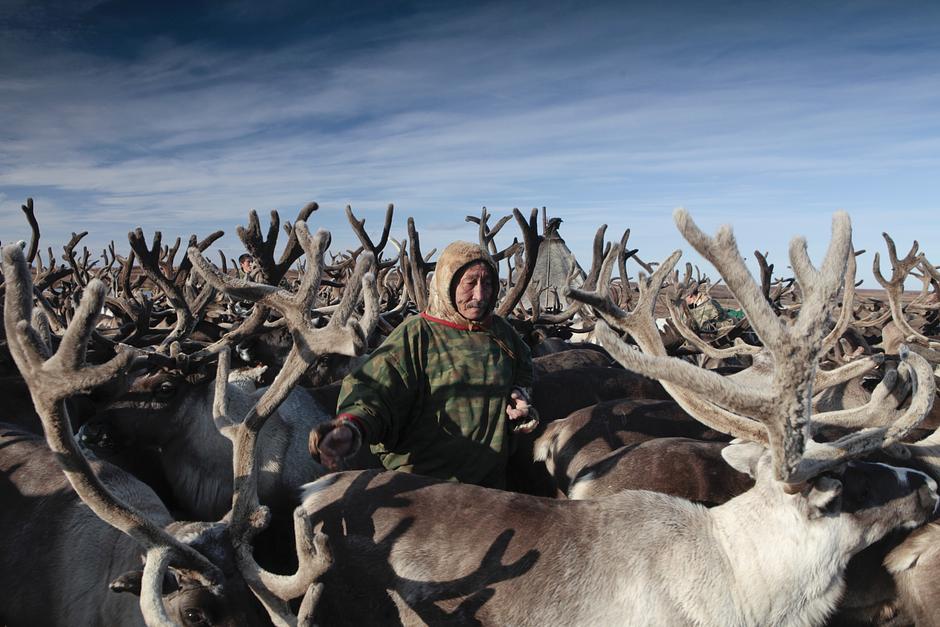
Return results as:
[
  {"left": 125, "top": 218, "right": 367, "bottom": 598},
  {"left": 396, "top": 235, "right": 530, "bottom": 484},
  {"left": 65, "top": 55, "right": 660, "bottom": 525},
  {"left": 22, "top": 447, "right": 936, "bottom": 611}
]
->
[
  {"left": 309, "top": 419, "right": 360, "bottom": 471},
  {"left": 507, "top": 388, "right": 539, "bottom": 434}
]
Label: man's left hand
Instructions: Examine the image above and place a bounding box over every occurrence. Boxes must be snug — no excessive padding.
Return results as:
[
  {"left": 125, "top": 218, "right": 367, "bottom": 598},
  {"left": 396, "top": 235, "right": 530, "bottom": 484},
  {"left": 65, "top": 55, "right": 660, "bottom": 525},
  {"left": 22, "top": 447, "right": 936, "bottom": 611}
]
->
[{"left": 507, "top": 388, "right": 539, "bottom": 434}]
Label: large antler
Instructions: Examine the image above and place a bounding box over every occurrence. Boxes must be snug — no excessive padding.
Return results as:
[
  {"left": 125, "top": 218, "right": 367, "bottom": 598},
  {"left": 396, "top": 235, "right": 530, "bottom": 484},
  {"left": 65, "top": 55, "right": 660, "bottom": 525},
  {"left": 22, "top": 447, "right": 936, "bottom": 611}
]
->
[
  {"left": 190, "top": 223, "right": 378, "bottom": 374},
  {"left": 819, "top": 248, "right": 860, "bottom": 355},
  {"left": 568, "top": 211, "right": 934, "bottom": 484},
  {"left": 496, "top": 208, "right": 541, "bottom": 317},
  {"left": 62, "top": 230, "right": 91, "bottom": 288},
  {"left": 664, "top": 262, "right": 762, "bottom": 361},
  {"left": 467, "top": 207, "right": 515, "bottom": 261},
  {"left": 187, "top": 203, "right": 319, "bottom": 360},
  {"left": 2, "top": 244, "right": 224, "bottom": 627},
  {"left": 209, "top": 348, "right": 332, "bottom": 626},
  {"left": 398, "top": 217, "right": 435, "bottom": 312},
  {"left": 873, "top": 233, "right": 936, "bottom": 348},
  {"left": 347, "top": 204, "right": 396, "bottom": 270},
  {"left": 190, "top": 222, "right": 376, "bottom": 625},
  {"left": 128, "top": 228, "right": 199, "bottom": 349},
  {"left": 237, "top": 202, "right": 318, "bottom": 284},
  {"left": 21, "top": 197, "right": 40, "bottom": 264}
]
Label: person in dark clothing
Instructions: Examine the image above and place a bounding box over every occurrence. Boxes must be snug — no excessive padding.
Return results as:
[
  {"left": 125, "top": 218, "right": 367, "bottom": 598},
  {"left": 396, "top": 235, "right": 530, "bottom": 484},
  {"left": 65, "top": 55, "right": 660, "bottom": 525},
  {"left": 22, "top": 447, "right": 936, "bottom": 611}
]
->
[{"left": 309, "top": 241, "right": 537, "bottom": 488}]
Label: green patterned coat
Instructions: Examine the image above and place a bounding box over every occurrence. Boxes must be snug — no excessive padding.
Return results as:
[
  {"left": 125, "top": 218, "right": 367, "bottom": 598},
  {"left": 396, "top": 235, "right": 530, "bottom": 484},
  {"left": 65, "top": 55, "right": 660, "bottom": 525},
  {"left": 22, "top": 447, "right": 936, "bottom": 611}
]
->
[{"left": 335, "top": 241, "right": 532, "bottom": 488}]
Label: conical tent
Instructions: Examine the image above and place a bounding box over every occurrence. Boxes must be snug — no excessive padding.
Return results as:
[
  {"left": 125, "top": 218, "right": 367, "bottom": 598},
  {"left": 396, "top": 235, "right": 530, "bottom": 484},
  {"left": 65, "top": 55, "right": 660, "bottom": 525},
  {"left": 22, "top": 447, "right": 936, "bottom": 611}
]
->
[{"left": 527, "top": 218, "right": 586, "bottom": 311}]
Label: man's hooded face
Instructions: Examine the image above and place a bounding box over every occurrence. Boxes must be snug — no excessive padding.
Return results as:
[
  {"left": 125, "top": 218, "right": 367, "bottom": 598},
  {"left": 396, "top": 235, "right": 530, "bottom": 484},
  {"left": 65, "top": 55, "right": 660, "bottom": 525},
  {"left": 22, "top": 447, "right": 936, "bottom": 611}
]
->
[
  {"left": 454, "top": 261, "right": 494, "bottom": 321},
  {"left": 426, "top": 241, "right": 499, "bottom": 325}
]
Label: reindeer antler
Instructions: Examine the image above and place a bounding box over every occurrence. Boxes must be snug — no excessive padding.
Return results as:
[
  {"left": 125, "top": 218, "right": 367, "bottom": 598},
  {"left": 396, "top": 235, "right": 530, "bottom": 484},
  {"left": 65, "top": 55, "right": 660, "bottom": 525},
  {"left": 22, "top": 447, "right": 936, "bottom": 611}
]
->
[
  {"left": 210, "top": 347, "right": 332, "bottom": 625},
  {"left": 399, "top": 217, "right": 435, "bottom": 311},
  {"left": 664, "top": 262, "right": 762, "bottom": 361},
  {"left": 20, "top": 198, "right": 40, "bottom": 264},
  {"left": 347, "top": 204, "right": 396, "bottom": 270},
  {"left": 874, "top": 233, "right": 938, "bottom": 349},
  {"left": 2, "top": 243, "right": 225, "bottom": 626},
  {"left": 128, "top": 228, "right": 197, "bottom": 349},
  {"left": 237, "top": 202, "right": 318, "bottom": 284},
  {"left": 190, "top": 222, "right": 376, "bottom": 625},
  {"left": 496, "top": 208, "right": 541, "bottom": 317},
  {"left": 568, "top": 211, "right": 934, "bottom": 484}
]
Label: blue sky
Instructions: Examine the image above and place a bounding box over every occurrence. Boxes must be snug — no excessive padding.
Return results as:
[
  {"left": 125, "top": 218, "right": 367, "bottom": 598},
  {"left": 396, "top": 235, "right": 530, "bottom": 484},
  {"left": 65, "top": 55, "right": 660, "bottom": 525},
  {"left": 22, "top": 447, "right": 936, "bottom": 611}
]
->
[{"left": 2, "top": 0, "right": 939, "bottom": 287}]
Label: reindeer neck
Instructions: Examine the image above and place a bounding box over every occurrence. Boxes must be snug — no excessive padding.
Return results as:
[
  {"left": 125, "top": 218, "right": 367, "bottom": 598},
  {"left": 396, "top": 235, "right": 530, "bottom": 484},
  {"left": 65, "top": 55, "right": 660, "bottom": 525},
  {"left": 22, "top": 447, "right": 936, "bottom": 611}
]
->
[
  {"left": 709, "top": 487, "right": 850, "bottom": 627},
  {"left": 159, "top": 382, "right": 237, "bottom": 520}
]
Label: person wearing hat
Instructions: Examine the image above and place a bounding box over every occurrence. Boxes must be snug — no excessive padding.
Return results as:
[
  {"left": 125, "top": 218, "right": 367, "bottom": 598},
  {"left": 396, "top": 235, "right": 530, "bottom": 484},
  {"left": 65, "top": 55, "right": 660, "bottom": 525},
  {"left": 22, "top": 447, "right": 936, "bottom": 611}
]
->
[
  {"left": 309, "top": 241, "right": 536, "bottom": 489},
  {"left": 685, "top": 285, "right": 732, "bottom": 333}
]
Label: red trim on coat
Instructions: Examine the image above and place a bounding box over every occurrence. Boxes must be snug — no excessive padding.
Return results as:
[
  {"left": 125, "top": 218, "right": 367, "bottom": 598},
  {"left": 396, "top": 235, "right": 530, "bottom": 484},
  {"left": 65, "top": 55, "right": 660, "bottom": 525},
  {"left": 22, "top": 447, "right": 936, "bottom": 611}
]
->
[
  {"left": 420, "top": 311, "right": 492, "bottom": 331},
  {"left": 336, "top": 413, "right": 367, "bottom": 438}
]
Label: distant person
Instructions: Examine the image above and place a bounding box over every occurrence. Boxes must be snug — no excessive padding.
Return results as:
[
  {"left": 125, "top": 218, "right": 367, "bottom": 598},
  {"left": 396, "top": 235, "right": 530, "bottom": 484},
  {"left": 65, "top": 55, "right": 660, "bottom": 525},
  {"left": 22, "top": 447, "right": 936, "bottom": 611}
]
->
[
  {"left": 310, "top": 241, "right": 537, "bottom": 489},
  {"left": 238, "top": 253, "right": 255, "bottom": 278},
  {"left": 685, "top": 288, "right": 732, "bottom": 333}
]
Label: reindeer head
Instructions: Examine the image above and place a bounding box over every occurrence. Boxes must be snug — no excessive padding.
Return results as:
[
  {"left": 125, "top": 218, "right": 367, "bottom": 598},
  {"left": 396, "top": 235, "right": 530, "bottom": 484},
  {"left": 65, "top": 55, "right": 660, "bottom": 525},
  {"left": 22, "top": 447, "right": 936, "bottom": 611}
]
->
[
  {"left": 567, "top": 209, "right": 938, "bottom": 551},
  {"left": 109, "top": 522, "right": 268, "bottom": 626}
]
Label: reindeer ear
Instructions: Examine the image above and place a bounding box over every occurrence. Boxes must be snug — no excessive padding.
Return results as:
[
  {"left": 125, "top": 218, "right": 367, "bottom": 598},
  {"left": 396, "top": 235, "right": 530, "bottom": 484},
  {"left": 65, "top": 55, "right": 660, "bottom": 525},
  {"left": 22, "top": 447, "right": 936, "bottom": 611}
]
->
[
  {"left": 721, "top": 441, "right": 764, "bottom": 477},
  {"left": 806, "top": 476, "right": 843, "bottom": 518},
  {"left": 109, "top": 570, "right": 179, "bottom": 596}
]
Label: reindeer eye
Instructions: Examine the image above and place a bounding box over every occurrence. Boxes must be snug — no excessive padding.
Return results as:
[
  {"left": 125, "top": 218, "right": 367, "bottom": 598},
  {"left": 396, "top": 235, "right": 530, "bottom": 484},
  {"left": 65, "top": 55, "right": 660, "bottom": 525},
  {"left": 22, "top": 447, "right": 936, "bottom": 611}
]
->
[
  {"left": 183, "top": 608, "right": 210, "bottom": 626},
  {"left": 154, "top": 381, "right": 177, "bottom": 399}
]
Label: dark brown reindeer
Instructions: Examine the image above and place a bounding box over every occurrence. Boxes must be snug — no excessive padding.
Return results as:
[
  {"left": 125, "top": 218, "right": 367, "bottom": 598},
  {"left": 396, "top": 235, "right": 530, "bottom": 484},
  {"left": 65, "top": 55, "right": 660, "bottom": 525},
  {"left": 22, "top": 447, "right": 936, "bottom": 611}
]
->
[
  {"left": 297, "top": 209, "right": 937, "bottom": 627},
  {"left": 81, "top": 209, "right": 380, "bottom": 521},
  {"left": 1, "top": 245, "right": 266, "bottom": 626},
  {"left": 1, "top": 222, "right": 359, "bottom": 625},
  {"left": 508, "top": 359, "right": 672, "bottom": 496},
  {"left": 525, "top": 222, "right": 879, "bottom": 503},
  {"left": 846, "top": 393, "right": 940, "bottom": 625},
  {"left": 0, "top": 423, "right": 269, "bottom": 627},
  {"left": 532, "top": 398, "right": 751, "bottom": 502}
]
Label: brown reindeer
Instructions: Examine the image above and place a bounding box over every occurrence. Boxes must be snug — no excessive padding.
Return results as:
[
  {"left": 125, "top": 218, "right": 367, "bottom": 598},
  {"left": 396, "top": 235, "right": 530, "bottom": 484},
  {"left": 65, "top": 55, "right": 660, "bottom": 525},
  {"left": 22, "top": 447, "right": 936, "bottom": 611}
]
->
[
  {"left": 1, "top": 223, "right": 360, "bottom": 625},
  {"left": 296, "top": 209, "right": 937, "bottom": 627},
  {"left": 532, "top": 398, "right": 749, "bottom": 502},
  {"left": 77, "top": 209, "right": 381, "bottom": 521}
]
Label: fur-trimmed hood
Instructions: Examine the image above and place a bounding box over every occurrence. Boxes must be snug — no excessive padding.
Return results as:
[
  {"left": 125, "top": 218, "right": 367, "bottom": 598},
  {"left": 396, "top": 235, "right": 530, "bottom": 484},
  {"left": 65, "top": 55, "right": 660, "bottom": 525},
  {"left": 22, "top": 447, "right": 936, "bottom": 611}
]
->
[{"left": 425, "top": 241, "right": 498, "bottom": 326}]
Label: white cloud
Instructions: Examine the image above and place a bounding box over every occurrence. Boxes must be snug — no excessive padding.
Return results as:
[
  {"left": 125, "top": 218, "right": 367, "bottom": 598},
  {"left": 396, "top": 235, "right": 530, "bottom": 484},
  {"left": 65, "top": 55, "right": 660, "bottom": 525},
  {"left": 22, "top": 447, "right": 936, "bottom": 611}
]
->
[{"left": 1, "top": 2, "right": 939, "bottom": 286}]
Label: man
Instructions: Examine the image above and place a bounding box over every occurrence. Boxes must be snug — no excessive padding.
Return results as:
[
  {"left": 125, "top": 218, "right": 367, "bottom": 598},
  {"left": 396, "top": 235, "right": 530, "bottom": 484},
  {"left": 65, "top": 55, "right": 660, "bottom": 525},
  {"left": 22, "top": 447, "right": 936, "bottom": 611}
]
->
[
  {"left": 685, "top": 287, "right": 732, "bottom": 334},
  {"left": 309, "top": 241, "right": 537, "bottom": 489},
  {"left": 238, "top": 253, "right": 255, "bottom": 278}
]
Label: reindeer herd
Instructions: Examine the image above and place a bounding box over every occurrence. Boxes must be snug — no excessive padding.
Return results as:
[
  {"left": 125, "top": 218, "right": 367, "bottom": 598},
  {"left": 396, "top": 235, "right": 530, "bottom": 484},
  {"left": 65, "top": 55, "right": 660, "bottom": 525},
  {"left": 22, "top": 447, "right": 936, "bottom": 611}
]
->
[{"left": 2, "top": 199, "right": 940, "bottom": 626}]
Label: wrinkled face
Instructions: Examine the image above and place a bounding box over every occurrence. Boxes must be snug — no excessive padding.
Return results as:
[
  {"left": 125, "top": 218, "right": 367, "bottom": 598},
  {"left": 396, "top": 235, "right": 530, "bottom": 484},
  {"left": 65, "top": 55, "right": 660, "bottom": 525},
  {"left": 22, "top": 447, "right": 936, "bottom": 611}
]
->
[{"left": 454, "top": 262, "right": 494, "bottom": 321}]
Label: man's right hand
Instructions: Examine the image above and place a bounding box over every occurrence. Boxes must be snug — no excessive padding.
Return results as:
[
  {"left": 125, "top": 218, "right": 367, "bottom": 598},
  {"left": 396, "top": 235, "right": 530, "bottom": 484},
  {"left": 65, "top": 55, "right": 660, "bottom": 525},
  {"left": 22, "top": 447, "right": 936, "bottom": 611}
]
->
[{"left": 309, "top": 420, "right": 358, "bottom": 471}]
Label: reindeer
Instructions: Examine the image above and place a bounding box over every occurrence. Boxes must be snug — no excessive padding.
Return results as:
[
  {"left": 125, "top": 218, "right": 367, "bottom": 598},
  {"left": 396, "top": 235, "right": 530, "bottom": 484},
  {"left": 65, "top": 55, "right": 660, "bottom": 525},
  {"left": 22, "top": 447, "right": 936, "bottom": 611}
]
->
[
  {"left": 530, "top": 238, "right": 889, "bottom": 502},
  {"left": 296, "top": 209, "right": 937, "bottom": 626},
  {"left": 531, "top": 398, "right": 750, "bottom": 502},
  {"left": 77, "top": 208, "right": 382, "bottom": 521},
  {"left": 843, "top": 371, "right": 940, "bottom": 625},
  {"left": 1, "top": 245, "right": 266, "bottom": 626},
  {"left": 82, "top": 362, "right": 336, "bottom": 520},
  {"left": 0, "top": 222, "right": 361, "bottom": 626},
  {"left": 0, "top": 423, "right": 269, "bottom": 626}
]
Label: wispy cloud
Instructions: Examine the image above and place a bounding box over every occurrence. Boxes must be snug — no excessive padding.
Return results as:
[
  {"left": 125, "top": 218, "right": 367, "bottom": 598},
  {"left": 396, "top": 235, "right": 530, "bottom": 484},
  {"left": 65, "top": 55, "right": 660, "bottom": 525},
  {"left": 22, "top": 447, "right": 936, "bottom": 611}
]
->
[{"left": 1, "top": 1, "right": 939, "bottom": 284}]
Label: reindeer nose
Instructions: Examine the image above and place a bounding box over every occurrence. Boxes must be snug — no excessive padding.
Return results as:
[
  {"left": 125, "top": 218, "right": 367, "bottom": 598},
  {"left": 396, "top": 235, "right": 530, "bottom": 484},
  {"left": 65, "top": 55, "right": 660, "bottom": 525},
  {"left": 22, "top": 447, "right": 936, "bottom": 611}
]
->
[
  {"left": 905, "top": 469, "right": 937, "bottom": 492},
  {"left": 919, "top": 483, "right": 939, "bottom": 515}
]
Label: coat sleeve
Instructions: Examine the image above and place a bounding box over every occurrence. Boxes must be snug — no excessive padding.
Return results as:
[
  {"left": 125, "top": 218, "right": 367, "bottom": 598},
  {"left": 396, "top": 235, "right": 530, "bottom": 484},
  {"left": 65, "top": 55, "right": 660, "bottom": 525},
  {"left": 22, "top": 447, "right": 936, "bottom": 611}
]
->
[
  {"left": 512, "top": 328, "right": 534, "bottom": 390},
  {"left": 335, "top": 321, "right": 422, "bottom": 447}
]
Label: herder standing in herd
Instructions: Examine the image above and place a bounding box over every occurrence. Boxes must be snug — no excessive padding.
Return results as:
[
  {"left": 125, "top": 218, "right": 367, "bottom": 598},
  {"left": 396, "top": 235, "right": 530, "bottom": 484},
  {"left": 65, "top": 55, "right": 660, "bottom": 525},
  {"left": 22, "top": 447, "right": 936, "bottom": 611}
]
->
[{"left": 310, "top": 240, "right": 538, "bottom": 488}]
